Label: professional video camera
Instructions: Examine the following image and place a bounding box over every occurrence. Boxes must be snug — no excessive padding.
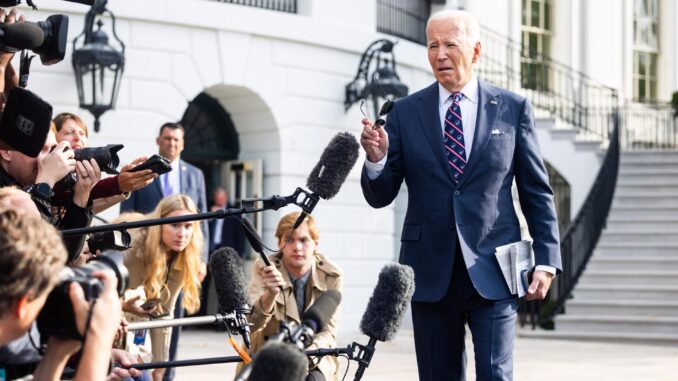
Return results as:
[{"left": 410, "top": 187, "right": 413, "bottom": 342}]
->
[
  {"left": 52, "top": 144, "right": 124, "bottom": 193},
  {"left": 86, "top": 229, "right": 131, "bottom": 253},
  {"left": 0, "top": 14, "right": 68, "bottom": 65},
  {"left": 37, "top": 251, "right": 128, "bottom": 339}
]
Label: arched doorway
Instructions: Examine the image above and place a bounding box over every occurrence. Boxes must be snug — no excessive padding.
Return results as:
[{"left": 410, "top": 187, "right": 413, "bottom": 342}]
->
[{"left": 180, "top": 92, "right": 240, "bottom": 204}]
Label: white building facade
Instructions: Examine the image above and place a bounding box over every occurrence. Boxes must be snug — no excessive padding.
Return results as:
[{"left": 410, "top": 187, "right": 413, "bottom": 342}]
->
[{"left": 24, "top": 0, "right": 678, "bottom": 330}]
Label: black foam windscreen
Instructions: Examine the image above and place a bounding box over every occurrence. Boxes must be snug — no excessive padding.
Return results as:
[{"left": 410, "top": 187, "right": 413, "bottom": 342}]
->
[
  {"left": 306, "top": 132, "right": 359, "bottom": 200},
  {"left": 247, "top": 342, "right": 307, "bottom": 381},
  {"left": 0, "top": 22, "right": 44, "bottom": 50},
  {"left": 208, "top": 247, "right": 250, "bottom": 312},
  {"left": 301, "top": 289, "right": 341, "bottom": 333},
  {"left": 359, "top": 263, "right": 415, "bottom": 342}
]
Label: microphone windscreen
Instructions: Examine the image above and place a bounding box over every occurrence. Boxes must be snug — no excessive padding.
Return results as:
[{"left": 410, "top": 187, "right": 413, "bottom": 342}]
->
[
  {"left": 247, "top": 342, "right": 307, "bottom": 381},
  {"left": 208, "top": 247, "right": 250, "bottom": 312},
  {"left": 0, "top": 22, "right": 45, "bottom": 51},
  {"left": 239, "top": 216, "right": 264, "bottom": 254},
  {"left": 301, "top": 289, "right": 341, "bottom": 333},
  {"left": 360, "top": 263, "right": 415, "bottom": 342},
  {"left": 306, "top": 132, "right": 359, "bottom": 200}
]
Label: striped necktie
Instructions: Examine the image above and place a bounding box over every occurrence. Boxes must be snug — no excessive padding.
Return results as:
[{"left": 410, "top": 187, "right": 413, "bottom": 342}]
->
[{"left": 444, "top": 92, "right": 467, "bottom": 184}]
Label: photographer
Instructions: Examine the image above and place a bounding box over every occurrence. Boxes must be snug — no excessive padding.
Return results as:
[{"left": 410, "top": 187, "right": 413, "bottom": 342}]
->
[
  {"left": 53, "top": 112, "right": 157, "bottom": 214},
  {"left": 0, "top": 208, "right": 121, "bottom": 381},
  {"left": 0, "top": 130, "right": 99, "bottom": 260}
]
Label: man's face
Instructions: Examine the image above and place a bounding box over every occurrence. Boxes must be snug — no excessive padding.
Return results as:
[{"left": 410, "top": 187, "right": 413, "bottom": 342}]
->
[
  {"left": 279, "top": 224, "right": 318, "bottom": 277},
  {"left": 427, "top": 17, "right": 480, "bottom": 92},
  {"left": 213, "top": 189, "right": 227, "bottom": 207},
  {"left": 0, "top": 132, "right": 57, "bottom": 186},
  {"left": 156, "top": 127, "right": 185, "bottom": 162}
]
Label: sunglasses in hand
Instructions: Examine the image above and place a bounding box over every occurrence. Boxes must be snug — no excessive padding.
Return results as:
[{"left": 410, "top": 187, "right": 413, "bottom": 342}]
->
[{"left": 360, "top": 99, "right": 395, "bottom": 130}]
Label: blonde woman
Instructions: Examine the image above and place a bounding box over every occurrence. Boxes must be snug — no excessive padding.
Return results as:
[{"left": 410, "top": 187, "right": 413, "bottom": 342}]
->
[{"left": 121, "top": 194, "right": 203, "bottom": 381}]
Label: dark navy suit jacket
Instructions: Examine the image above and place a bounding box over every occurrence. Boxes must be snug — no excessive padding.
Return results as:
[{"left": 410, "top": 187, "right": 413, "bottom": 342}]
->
[
  {"left": 361, "top": 80, "right": 562, "bottom": 303},
  {"left": 121, "top": 159, "right": 209, "bottom": 261}
]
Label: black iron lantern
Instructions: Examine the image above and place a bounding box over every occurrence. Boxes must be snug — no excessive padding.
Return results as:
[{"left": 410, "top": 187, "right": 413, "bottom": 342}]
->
[
  {"left": 72, "top": 0, "right": 125, "bottom": 132},
  {"left": 345, "top": 39, "right": 408, "bottom": 117}
]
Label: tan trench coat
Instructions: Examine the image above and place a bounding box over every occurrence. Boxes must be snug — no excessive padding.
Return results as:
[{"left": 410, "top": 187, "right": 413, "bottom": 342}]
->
[{"left": 237, "top": 252, "right": 343, "bottom": 380}]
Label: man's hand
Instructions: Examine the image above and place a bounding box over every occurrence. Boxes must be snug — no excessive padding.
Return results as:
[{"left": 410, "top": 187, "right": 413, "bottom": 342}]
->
[
  {"left": 261, "top": 265, "right": 284, "bottom": 296},
  {"left": 118, "top": 156, "right": 157, "bottom": 192},
  {"left": 73, "top": 158, "right": 102, "bottom": 208},
  {"left": 107, "top": 349, "right": 143, "bottom": 381},
  {"left": 35, "top": 141, "right": 76, "bottom": 187},
  {"left": 525, "top": 270, "right": 554, "bottom": 301},
  {"left": 360, "top": 118, "right": 389, "bottom": 163}
]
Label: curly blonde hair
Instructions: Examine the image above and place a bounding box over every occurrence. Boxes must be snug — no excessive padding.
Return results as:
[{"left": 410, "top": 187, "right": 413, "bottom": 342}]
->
[
  {"left": 141, "top": 195, "right": 203, "bottom": 313},
  {"left": 0, "top": 209, "right": 67, "bottom": 317}
]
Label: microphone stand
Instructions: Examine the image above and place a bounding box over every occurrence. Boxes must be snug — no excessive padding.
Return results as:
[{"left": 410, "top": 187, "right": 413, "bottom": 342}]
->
[
  {"left": 128, "top": 346, "right": 356, "bottom": 370},
  {"left": 126, "top": 313, "right": 240, "bottom": 331},
  {"left": 61, "top": 188, "right": 319, "bottom": 237}
]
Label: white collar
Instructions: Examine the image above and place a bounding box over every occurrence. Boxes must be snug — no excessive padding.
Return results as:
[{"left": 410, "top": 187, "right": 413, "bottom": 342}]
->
[{"left": 438, "top": 73, "right": 479, "bottom": 107}]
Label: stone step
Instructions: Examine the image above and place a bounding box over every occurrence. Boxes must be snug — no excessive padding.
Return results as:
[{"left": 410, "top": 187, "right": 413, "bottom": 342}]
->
[
  {"left": 587, "top": 256, "right": 678, "bottom": 271},
  {"left": 554, "top": 314, "right": 678, "bottom": 335},
  {"left": 565, "top": 299, "right": 678, "bottom": 317},
  {"left": 615, "top": 188, "right": 678, "bottom": 197},
  {"left": 573, "top": 284, "right": 678, "bottom": 300},
  {"left": 606, "top": 221, "right": 678, "bottom": 231},
  {"left": 595, "top": 242, "right": 678, "bottom": 257},
  {"left": 612, "top": 195, "right": 678, "bottom": 207},
  {"left": 578, "top": 270, "right": 678, "bottom": 286},
  {"left": 598, "top": 231, "right": 678, "bottom": 243},
  {"left": 608, "top": 207, "right": 678, "bottom": 218},
  {"left": 619, "top": 164, "right": 678, "bottom": 176},
  {"left": 618, "top": 173, "right": 678, "bottom": 183},
  {"left": 518, "top": 327, "right": 678, "bottom": 344},
  {"left": 616, "top": 178, "right": 678, "bottom": 187}
]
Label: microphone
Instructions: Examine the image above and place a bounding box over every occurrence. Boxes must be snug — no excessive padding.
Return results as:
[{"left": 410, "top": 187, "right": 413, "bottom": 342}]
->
[
  {"left": 209, "top": 247, "right": 252, "bottom": 348},
  {"left": 354, "top": 263, "right": 415, "bottom": 381},
  {"left": 293, "top": 132, "right": 360, "bottom": 230},
  {"left": 246, "top": 342, "right": 307, "bottom": 381}
]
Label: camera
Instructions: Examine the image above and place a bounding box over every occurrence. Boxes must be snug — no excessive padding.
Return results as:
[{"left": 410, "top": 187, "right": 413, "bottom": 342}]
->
[
  {"left": 86, "top": 229, "right": 131, "bottom": 253},
  {"left": 53, "top": 144, "right": 124, "bottom": 193},
  {"left": 0, "top": 14, "right": 69, "bottom": 65},
  {"left": 37, "top": 251, "right": 128, "bottom": 339}
]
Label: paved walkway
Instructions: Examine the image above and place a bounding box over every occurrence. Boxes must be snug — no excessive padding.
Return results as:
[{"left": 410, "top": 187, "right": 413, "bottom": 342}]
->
[{"left": 174, "top": 328, "right": 678, "bottom": 380}]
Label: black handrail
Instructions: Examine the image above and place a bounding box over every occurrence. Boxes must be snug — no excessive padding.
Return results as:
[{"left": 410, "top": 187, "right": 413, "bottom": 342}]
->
[{"left": 521, "top": 103, "right": 620, "bottom": 328}]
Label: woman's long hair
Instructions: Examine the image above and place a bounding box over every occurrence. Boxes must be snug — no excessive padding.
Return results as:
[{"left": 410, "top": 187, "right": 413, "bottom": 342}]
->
[{"left": 142, "top": 194, "right": 203, "bottom": 314}]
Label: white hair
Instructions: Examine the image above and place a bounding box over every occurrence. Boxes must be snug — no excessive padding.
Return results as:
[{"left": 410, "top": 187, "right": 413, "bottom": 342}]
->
[{"left": 426, "top": 10, "right": 480, "bottom": 47}]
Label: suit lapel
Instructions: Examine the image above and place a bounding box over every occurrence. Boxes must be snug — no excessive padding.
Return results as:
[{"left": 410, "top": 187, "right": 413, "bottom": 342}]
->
[
  {"left": 416, "top": 83, "right": 456, "bottom": 184},
  {"left": 457, "top": 81, "right": 502, "bottom": 187}
]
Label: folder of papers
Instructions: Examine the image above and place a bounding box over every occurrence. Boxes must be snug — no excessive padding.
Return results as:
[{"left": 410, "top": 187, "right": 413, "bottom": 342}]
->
[{"left": 494, "top": 240, "right": 534, "bottom": 298}]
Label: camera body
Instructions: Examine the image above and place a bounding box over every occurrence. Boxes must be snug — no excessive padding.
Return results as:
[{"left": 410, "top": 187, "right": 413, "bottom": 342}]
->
[
  {"left": 37, "top": 252, "right": 128, "bottom": 339},
  {"left": 53, "top": 144, "right": 124, "bottom": 195},
  {"left": 86, "top": 229, "right": 131, "bottom": 253}
]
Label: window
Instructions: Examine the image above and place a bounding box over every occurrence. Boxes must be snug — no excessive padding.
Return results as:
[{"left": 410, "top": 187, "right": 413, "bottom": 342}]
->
[
  {"left": 633, "top": 0, "right": 659, "bottom": 102},
  {"left": 521, "top": 0, "right": 552, "bottom": 91}
]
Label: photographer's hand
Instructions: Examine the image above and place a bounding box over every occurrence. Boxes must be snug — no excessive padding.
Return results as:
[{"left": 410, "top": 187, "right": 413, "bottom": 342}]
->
[
  {"left": 73, "top": 158, "right": 102, "bottom": 208},
  {"left": 36, "top": 141, "right": 76, "bottom": 187},
  {"left": 70, "top": 270, "right": 122, "bottom": 381},
  {"left": 118, "top": 156, "right": 157, "bottom": 192}
]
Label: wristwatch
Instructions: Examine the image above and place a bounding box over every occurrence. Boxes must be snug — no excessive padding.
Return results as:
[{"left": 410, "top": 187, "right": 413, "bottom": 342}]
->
[{"left": 24, "top": 182, "right": 54, "bottom": 201}]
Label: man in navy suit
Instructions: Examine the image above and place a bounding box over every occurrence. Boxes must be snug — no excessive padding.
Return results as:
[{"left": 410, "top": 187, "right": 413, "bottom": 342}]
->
[
  {"left": 360, "top": 10, "right": 561, "bottom": 381},
  {"left": 120, "top": 122, "right": 208, "bottom": 381}
]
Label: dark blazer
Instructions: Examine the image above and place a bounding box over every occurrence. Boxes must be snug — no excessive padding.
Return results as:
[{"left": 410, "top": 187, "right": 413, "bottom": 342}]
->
[
  {"left": 208, "top": 206, "right": 246, "bottom": 255},
  {"left": 121, "top": 159, "right": 209, "bottom": 261},
  {"left": 361, "top": 80, "right": 562, "bottom": 303}
]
